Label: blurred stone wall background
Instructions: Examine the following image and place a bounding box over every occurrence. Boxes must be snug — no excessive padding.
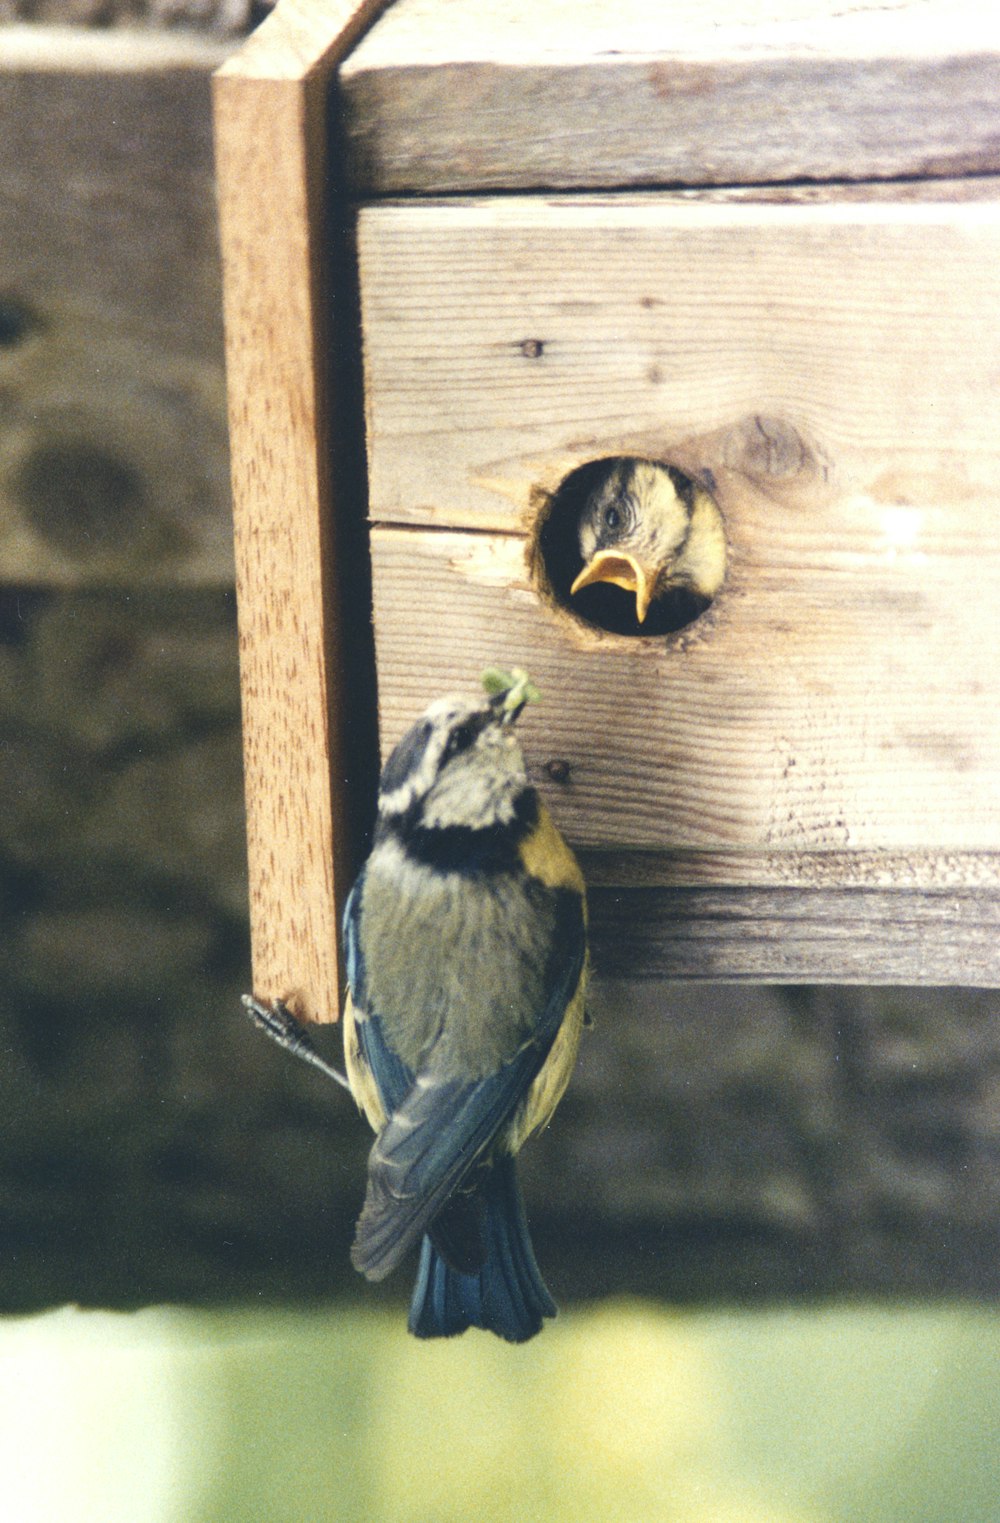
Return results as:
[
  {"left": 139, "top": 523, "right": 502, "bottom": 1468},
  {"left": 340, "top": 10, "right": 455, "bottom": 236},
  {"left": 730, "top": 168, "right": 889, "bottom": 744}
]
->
[
  {"left": 1, "top": 10, "right": 999, "bottom": 1315},
  {"left": 0, "top": 0, "right": 262, "bottom": 33}
]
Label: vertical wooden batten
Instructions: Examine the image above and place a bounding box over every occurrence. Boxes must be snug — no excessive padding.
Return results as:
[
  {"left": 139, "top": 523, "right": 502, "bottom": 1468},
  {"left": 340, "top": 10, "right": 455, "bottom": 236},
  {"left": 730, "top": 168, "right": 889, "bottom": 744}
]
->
[{"left": 213, "top": 0, "right": 391, "bottom": 1024}]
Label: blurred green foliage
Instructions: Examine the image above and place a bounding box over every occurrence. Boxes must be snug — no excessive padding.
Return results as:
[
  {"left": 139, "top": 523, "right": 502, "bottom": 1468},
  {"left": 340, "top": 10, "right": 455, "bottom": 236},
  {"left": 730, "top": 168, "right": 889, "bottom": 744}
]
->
[{"left": 2, "top": 1300, "right": 999, "bottom": 1523}]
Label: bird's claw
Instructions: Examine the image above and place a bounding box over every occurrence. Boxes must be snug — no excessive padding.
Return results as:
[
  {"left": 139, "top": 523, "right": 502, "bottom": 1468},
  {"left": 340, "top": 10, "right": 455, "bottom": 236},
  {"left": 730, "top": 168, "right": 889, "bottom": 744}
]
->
[{"left": 241, "top": 993, "right": 352, "bottom": 1092}]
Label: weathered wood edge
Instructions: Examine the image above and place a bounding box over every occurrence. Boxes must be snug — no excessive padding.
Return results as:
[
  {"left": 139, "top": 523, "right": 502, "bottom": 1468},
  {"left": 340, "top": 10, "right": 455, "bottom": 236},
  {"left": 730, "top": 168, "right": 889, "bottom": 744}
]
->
[
  {"left": 577, "top": 852, "right": 1000, "bottom": 892},
  {"left": 589, "top": 887, "right": 1000, "bottom": 986},
  {"left": 214, "top": 0, "right": 394, "bottom": 84},
  {"left": 354, "top": 176, "right": 1000, "bottom": 214},
  {"left": 339, "top": 3, "right": 1000, "bottom": 197},
  {"left": 213, "top": 0, "right": 393, "bottom": 1023}
]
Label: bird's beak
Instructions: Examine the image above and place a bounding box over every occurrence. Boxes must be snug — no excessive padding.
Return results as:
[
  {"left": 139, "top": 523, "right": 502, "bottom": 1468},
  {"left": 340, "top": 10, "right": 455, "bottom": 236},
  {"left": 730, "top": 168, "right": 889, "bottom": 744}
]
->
[
  {"left": 487, "top": 691, "right": 523, "bottom": 725},
  {"left": 570, "top": 550, "right": 655, "bottom": 624},
  {"left": 483, "top": 667, "right": 539, "bottom": 724}
]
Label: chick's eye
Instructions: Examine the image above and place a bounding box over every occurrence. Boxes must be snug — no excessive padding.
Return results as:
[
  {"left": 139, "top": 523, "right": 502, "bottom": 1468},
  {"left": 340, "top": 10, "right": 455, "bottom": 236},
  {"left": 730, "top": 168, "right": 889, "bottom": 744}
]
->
[{"left": 603, "top": 504, "right": 621, "bottom": 531}]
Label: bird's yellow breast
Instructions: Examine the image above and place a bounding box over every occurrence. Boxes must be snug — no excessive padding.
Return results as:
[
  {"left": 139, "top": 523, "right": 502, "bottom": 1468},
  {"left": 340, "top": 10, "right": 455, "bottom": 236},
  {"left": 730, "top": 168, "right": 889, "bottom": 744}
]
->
[
  {"left": 346, "top": 800, "right": 588, "bottom": 1148},
  {"left": 517, "top": 802, "right": 586, "bottom": 895},
  {"left": 343, "top": 992, "right": 388, "bottom": 1131},
  {"left": 509, "top": 800, "right": 588, "bottom": 1149},
  {"left": 506, "top": 970, "right": 587, "bottom": 1153}
]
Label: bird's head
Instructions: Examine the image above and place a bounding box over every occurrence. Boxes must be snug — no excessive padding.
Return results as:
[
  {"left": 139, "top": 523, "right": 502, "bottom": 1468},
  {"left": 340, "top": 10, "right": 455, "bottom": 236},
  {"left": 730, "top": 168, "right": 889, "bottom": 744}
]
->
[
  {"left": 377, "top": 682, "right": 532, "bottom": 833},
  {"left": 570, "top": 459, "right": 725, "bottom": 625}
]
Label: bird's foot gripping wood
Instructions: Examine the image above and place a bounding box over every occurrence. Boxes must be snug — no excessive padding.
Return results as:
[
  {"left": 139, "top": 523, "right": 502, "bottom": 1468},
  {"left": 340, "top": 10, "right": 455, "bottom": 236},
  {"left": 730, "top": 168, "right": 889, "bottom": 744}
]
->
[{"left": 241, "top": 994, "right": 352, "bottom": 1092}]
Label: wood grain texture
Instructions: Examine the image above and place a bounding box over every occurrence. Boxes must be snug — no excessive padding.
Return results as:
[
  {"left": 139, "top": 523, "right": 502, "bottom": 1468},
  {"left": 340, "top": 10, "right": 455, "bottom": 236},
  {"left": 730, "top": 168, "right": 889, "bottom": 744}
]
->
[
  {"left": 358, "top": 196, "right": 1000, "bottom": 528},
  {"left": 0, "top": 29, "right": 233, "bottom": 586},
  {"left": 340, "top": 0, "right": 1000, "bottom": 194},
  {"left": 213, "top": 0, "right": 392, "bottom": 1023},
  {"left": 577, "top": 851, "right": 1000, "bottom": 890},
  {"left": 369, "top": 526, "right": 1000, "bottom": 859},
  {"left": 361, "top": 192, "right": 1000, "bottom": 901},
  {"left": 360, "top": 191, "right": 1000, "bottom": 977},
  {"left": 215, "top": 0, "right": 393, "bottom": 82},
  {"left": 588, "top": 887, "right": 1000, "bottom": 985}
]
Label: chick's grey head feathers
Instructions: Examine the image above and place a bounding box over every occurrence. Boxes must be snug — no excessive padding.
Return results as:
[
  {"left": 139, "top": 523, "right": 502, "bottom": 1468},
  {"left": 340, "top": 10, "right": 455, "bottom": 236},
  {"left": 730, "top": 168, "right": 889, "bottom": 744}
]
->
[
  {"left": 377, "top": 692, "right": 529, "bottom": 832},
  {"left": 576, "top": 459, "right": 691, "bottom": 569},
  {"left": 571, "top": 459, "right": 726, "bottom": 623}
]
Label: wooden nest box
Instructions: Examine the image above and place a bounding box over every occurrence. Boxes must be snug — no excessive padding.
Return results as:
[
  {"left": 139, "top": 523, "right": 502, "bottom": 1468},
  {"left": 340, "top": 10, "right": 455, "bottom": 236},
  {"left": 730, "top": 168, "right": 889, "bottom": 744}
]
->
[{"left": 214, "top": 0, "right": 1000, "bottom": 1021}]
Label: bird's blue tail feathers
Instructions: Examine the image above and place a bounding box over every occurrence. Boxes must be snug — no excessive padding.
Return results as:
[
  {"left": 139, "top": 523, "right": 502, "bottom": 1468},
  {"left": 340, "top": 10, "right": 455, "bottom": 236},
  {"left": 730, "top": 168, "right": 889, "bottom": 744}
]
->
[{"left": 408, "top": 1152, "right": 556, "bottom": 1343}]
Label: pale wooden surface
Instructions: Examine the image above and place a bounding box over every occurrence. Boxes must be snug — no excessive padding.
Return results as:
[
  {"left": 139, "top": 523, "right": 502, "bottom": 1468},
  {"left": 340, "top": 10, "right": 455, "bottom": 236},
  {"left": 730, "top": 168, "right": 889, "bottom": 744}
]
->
[
  {"left": 214, "top": 0, "right": 392, "bottom": 1023},
  {"left": 215, "top": 0, "right": 391, "bottom": 80},
  {"left": 369, "top": 525, "right": 1000, "bottom": 857},
  {"left": 221, "top": 4, "right": 1000, "bottom": 988},
  {"left": 577, "top": 851, "right": 1000, "bottom": 890},
  {"left": 358, "top": 196, "right": 1000, "bottom": 529},
  {"left": 360, "top": 193, "right": 1000, "bottom": 980},
  {"left": 340, "top": 0, "right": 1000, "bottom": 193},
  {"left": 0, "top": 29, "right": 233, "bottom": 586}
]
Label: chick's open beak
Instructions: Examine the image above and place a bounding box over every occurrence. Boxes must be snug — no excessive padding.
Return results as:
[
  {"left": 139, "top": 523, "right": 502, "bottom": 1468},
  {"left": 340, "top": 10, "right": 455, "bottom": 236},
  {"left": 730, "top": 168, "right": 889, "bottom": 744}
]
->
[{"left": 570, "top": 550, "right": 655, "bottom": 624}]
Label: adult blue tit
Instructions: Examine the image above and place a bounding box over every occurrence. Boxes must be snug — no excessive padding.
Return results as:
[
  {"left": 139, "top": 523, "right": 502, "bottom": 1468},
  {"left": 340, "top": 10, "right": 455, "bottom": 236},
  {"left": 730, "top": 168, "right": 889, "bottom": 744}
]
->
[
  {"left": 570, "top": 459, "right": 725, "bottom": 624},
  {"left": 342, "top": 671, "right": 588, "bottom": 1342}
]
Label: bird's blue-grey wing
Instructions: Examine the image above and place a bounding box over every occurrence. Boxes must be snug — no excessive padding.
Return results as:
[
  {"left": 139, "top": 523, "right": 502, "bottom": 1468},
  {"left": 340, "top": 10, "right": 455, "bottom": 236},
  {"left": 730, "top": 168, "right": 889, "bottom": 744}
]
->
[
  {"left": 343, "top": 869, "right": 415, "bottom": 1115},
  {"left": 351, "top": 887, "right": 586, "bottom": 1281},
  {"left": 342, "top": 875, "right": 366, "bottom": 1005}
]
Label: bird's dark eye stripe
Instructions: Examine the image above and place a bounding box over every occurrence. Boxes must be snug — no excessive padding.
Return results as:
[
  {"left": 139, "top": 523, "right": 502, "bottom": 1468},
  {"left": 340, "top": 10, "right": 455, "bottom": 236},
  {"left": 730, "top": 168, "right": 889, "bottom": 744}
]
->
[
  {"left": 444, "top": 720, "right": 478, "bottom": 760},
  {"left": 665, "top": 464, "right": 695, "bottom": 513},
  {"left": 380, "top": 719, "right": 433, "bottom": 794}
]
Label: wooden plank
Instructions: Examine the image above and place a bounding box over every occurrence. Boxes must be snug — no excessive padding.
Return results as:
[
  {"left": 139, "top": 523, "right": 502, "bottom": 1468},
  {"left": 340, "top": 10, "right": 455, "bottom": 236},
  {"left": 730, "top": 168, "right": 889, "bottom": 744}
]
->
[
  {"left": 213, "top": 0, "right": 393, "bottom": 1024},
  {"left": 578, "top": 851, "right": 1000, "bottom": 890},
  {"left": 340, "top": 0, "right": 1000, "bottom": 194},
  {"left": 664, "top": 177, "right": 1000, "bottom": 206},
  {"left": 368, "top": 523, "right": 1000, "bottom": 863},
  {"left": 361, "top": 192, "right": 1000, "bottom": 975},
  {"left": 588, "top": 887, "right": 1000, "bottom": 985},
  {"left": 216, "top": 0, "right": 393, "bottom": 81},
  {"left": 357, "top": 196, "right": 1000, "bottom": 530},
  {"left": 0, "top": 28, "right": 233, "bottom": 587}
]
